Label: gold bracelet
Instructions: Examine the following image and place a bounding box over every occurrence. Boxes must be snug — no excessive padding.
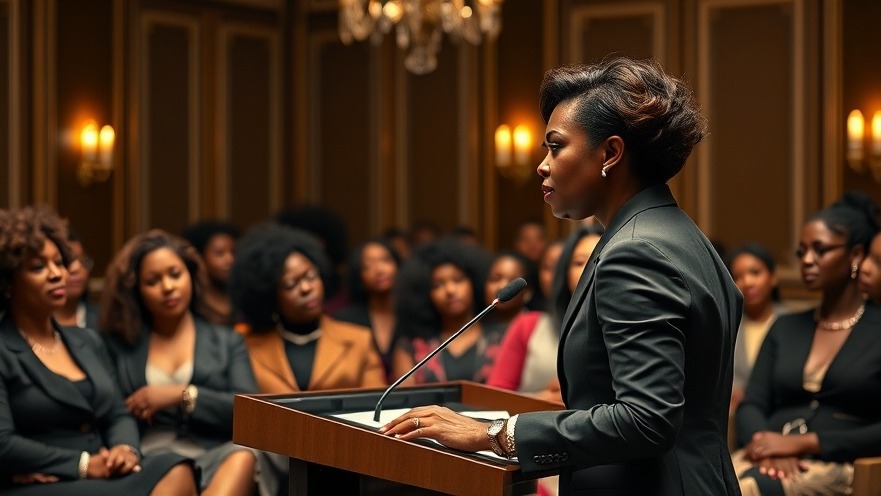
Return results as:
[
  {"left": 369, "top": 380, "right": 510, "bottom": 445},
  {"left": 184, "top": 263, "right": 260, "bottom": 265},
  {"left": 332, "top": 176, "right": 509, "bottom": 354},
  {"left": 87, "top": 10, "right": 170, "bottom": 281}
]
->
[{"left": 180, "top": 385, "right": 198, "bottom": 416}]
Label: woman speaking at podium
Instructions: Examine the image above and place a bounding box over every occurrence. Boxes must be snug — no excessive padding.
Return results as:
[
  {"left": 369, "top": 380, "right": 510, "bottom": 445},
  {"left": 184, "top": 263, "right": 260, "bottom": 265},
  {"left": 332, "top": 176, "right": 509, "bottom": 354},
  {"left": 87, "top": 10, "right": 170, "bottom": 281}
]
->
[{"left": 381, "top": 57, "right": 742, "bottom": 495}]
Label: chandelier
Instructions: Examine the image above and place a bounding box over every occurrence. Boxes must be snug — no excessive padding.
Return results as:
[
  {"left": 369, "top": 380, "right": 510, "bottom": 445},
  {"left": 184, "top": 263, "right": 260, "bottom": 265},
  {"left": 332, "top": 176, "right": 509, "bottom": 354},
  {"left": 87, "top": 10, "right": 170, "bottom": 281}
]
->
[{"left": 339, "top": 0, "right": 503, "bottom": 75}]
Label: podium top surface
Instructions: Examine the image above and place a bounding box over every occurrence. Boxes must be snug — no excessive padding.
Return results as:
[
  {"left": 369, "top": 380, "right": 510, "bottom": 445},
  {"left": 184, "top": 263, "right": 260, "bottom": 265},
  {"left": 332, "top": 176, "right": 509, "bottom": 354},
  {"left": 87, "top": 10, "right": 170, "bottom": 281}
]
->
[{"left": 233, "top": 381, "right": 560, "bottom": 495}]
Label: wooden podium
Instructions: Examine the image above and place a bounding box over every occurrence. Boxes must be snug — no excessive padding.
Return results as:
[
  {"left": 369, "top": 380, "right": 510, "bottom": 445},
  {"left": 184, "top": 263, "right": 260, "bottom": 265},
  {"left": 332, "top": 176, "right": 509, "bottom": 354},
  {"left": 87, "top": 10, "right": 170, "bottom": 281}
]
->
[{"left": 233, "top": 381, "right": 561, "bottom": 495}]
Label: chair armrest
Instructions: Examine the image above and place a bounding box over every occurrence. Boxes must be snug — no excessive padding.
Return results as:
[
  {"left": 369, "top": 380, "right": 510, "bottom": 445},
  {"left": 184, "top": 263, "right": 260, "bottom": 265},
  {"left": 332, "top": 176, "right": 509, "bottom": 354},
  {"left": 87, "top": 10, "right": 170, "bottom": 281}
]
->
[{"left": 852, "top": 457, "right": 881, "bottom": 496}]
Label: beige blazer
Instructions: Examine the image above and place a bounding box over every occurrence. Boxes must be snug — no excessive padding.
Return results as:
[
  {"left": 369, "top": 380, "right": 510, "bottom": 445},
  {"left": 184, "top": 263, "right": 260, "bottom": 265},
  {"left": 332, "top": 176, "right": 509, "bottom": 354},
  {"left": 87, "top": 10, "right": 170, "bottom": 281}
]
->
[{"left": 236, "top": 315, "right": 386, "bottom": 393}]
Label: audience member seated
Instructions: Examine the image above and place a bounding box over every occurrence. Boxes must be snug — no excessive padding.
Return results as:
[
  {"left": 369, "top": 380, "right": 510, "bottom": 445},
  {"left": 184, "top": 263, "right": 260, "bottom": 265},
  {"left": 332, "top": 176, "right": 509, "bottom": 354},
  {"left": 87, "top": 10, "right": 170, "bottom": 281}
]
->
[
  {"left": 512, "top": 220, "right": 548, "bottom": 264},
  {"left": 726, "top": 243, "right": 785, "bottom": 418},
  {"left": 181, "top": 220, "right": 240, "bottom": 324},
  {"left": 859, "top": 231, "right": 881, "bottom": 304},
  {"left": 391, "top": 238, "right": 497, "bottom": 384},
  {"left": 333, "top": 238, "right": 402, "bottom": 382},
  {"left": 481, "top": 250, "right": 535, "bottom": 338},
  {"left": 0, "top": 206, "right": 195, "bottom": 496},
  {"left": 230, "top": 223, "right": 386, "bottom": 393},
  {"left": 382, "top": 227, "right": 411, "bottom": 261},
  {"left": 100, "top": 230, "right": 260, "bottom": 496},
  {"left": 733, "top": 192, "right": 881, "bottom": 496},
  {"left": 488, "top": 226, "right": 601, "bottom": 402},
  {"left": 54, "top": 228, "right": 99, "bottom": 330},
  {"left": 274, "top": 206, "right": 351, "bottom": 315}
]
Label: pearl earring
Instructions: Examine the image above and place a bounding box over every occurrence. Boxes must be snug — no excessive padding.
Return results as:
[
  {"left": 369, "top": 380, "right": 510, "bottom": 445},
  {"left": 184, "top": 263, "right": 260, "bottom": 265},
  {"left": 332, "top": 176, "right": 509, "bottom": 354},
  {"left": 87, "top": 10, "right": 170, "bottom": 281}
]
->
[
  {"left": 851, "top": 263, "right": 859, "bottom": 280},
  {"left": 601, "top": 165, "right": 611, "bottom": 178}
]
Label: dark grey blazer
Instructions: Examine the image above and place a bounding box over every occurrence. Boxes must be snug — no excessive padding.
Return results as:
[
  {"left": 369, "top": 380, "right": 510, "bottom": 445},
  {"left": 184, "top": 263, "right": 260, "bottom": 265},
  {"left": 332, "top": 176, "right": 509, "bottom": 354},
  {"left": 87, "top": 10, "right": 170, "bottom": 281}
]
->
[
  {"left": 515, "top": 185, "right": 742, "bottom": 495},
  {"left": 737, "top": 303, "right": 881, "bottom": 462},
  {"left": 105, "top": 317, "right": 257, "bottom": 449},
  {"left": 0, "top": 315, "right": 139, "bottom": 479}
]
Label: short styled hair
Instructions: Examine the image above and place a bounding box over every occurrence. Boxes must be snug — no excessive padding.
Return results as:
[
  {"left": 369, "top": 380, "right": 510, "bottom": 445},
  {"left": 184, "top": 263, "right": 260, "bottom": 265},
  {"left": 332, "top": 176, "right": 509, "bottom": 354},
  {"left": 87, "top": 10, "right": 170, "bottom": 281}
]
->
[{"left": 539, "top": 57, "right": 707, "bottom": 186}]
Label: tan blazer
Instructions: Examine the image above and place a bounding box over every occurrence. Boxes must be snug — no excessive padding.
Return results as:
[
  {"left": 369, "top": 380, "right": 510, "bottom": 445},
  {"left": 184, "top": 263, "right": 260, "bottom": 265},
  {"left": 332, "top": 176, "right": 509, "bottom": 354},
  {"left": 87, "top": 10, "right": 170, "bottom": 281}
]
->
[{"left": 236, "top": 315, "right": 386, "bottom": 393}]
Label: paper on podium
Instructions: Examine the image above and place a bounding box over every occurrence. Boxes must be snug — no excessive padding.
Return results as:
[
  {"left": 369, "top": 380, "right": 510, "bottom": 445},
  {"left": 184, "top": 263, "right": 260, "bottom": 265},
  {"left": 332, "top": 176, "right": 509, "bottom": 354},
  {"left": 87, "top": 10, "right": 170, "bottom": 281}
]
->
[{"left": 331, "top": 408, "right": 517, "bottom": 462}]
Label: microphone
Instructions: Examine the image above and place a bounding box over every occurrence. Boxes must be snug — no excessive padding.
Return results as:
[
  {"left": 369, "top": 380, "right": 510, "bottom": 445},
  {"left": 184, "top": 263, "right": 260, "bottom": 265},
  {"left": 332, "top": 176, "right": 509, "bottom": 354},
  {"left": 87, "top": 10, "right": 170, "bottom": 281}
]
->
[{"left": 373, "top": 277, "right": 527, "bottom": 422}]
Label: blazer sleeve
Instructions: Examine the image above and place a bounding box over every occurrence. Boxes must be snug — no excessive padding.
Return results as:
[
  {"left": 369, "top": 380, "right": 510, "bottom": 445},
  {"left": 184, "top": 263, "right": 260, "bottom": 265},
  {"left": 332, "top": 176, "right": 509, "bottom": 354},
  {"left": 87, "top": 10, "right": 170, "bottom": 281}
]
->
[
  {"left": 189, "top": 330, "right": 257, "bottom": 436},
  {"left": 89, "top": 336, "right": 141, "bottom": 451},
  {"left": 486, "top": 312, "right": 536, "bottom": 391},
  {"left": 0, "top": 370, "right": 81, "bottom": 478},
  {"left": 735, "top": 324, "right": 779, "bottom": 445},
  {"left": 515, "top": 239, "right": 691, "bottom": 472}
]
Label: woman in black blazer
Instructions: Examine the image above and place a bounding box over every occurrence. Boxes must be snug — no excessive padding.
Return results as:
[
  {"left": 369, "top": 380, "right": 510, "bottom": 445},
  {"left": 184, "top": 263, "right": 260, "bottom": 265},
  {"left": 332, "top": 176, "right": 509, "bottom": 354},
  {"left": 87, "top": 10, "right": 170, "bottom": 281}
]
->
[
  {"left": 101, "top": 230, "right": 261, "bottom": 496},
  {"left": 0, "top": 206, "right": 195, "bottom": 495},
  {"left": 735, "top": 193, "right": 881, "bottom": 496},
  {"left": 381, "top": 57, "right": 742, "bottom": 495}
]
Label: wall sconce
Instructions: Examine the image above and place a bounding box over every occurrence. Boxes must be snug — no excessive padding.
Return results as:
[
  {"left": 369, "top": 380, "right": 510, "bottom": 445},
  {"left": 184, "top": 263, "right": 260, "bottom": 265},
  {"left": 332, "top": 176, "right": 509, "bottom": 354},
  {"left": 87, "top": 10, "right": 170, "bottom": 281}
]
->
[
  {"left": 494, "top": 124, "right": 534, "bottom": 181},
  {"left": 77, "top": 122, "right": 115, "bottom": 187},
  {"left": 846, "top": 109, "right": 881, "bottom": 182}
]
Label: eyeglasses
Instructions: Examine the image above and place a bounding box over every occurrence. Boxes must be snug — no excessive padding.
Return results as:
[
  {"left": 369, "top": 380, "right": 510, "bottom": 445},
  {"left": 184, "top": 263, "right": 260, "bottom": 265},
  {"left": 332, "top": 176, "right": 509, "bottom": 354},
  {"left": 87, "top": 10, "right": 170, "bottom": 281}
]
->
[
  {"left": 282, "top": 269, "right": 320, "bottom": 291},
  {"left": 795, "top": 244, "right": 846, "bottom": 260}
]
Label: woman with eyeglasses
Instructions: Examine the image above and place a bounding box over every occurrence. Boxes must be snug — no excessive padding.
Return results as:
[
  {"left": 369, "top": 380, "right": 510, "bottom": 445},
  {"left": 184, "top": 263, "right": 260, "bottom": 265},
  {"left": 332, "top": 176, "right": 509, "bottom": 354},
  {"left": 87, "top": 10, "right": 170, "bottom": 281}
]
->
[
  {"left": 230, "top": 223, "right": 386, "bottom": 394},
  {"left": 734, "top": 192, "right": 881, "bottom": 496}
]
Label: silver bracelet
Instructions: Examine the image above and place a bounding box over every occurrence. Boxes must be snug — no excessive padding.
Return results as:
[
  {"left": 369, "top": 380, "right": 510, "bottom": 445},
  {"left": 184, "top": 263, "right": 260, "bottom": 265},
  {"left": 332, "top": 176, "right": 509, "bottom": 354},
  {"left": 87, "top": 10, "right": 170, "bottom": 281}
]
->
[{"left": 78, "top": 451, "right": 90, "bottom": 479}]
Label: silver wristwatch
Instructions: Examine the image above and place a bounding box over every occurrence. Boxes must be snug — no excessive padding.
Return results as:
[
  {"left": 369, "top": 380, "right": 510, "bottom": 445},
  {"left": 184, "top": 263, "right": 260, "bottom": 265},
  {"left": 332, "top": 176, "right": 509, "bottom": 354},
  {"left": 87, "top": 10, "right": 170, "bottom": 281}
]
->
[{"left": 486, "top": 419, "right": 507, "bottom": 457}]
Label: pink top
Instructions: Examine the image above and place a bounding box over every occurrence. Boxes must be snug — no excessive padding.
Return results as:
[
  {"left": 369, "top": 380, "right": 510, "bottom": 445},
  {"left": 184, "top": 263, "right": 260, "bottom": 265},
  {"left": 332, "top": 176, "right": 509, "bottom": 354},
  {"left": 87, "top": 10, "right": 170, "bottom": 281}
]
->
[{"left": 487, "top": 311, "right": 558, "bottom": 393}]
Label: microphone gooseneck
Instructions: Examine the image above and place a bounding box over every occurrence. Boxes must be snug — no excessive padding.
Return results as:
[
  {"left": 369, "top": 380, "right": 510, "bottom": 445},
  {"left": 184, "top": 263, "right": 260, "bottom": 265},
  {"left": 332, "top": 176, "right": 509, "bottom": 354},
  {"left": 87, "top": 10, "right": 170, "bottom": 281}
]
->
[{"left": 372, "top": 277, "right": 528, "bottom": 422}]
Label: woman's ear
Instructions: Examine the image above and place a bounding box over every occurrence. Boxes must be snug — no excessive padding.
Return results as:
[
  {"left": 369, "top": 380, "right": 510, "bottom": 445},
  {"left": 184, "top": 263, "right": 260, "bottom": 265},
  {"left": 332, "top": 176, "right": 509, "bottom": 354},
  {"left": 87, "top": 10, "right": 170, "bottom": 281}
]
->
[{"left": 601, "top": 135, "right": 625, "bottom": 170}]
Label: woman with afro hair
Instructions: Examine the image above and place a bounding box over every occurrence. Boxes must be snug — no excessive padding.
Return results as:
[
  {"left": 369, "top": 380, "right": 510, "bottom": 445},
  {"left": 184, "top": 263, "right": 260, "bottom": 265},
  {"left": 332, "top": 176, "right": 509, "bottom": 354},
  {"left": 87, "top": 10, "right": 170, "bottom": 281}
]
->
[{"left": 230, "top": 223, "right": 385, "bottom": 394}]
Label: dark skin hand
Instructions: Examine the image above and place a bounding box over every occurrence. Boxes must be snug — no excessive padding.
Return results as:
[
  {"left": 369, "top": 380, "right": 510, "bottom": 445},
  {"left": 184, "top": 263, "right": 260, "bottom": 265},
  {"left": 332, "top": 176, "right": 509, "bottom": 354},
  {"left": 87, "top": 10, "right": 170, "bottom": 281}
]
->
[
  {"left": 11, "top": 445, "right": 140, "bottom": 484},
  {"left": 379, "top": 405, "right": 493, "bottom": 453},
  {"left": 755, "top": 456, "right": 808, "bottom": 480},
  {"left": 745, "top": 431, "right": 819, "bottom": 480}
]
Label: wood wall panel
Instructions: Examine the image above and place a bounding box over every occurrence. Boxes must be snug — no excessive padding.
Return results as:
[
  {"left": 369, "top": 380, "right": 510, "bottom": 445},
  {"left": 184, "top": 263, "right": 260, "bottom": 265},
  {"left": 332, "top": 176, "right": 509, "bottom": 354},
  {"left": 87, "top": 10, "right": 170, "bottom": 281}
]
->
[
  {"left": 221, "top": 25, "right": 281, "bottom": 230},
  {"left": 0, "top": 1, "right": 9, "bottom": 207},
  {"left": 404, "top": 41, "right": 463, "bottom": 233},
  {"left": 698, "top": 1, "right": 800, "bottom": 274},
  {"left": 841, "top": 0, "right": 881, "bottom": 201},
  {"left": 569, "top": 3, "right": 663, "bottom": 65},
  {"left": 494, "top": 0, "right": 547, "bottom": 249},
  {"left": 140, "top": 14, "right": 199, "bottom": 234},
  {"left": 309, "top": 32, "right": 372, "bottom": 244},
  {"left": 55, "top": 0, "right": 114, "bottom": 271}
]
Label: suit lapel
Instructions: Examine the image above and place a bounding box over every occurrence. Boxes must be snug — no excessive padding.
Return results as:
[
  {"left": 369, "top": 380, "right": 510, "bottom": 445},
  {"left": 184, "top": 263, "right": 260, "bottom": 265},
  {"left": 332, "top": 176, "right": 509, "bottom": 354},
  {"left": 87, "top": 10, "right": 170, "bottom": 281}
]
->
[
  {"left": 65, "top": 329, "right": 116, "bottom": 415},
  {"left": 310, "top": 319, "right": 352, "bottom": 390},
  {"left": 249, "top": 330, "right": 300, "bottom": 392},
  {"left": 119, "top": 332, "right": 150, "bottom": 394},
  {"left": 1, "top": 317, "right": 93, "bottom": 413},
  {"left": 555, "top": 185, "right": 679, "bottom": 398},
  {"left": 190, "top": 319, "right": 215, "bottom": 386},
  {"left": 823, "top": 305, "right": 881, "bottom": 389}
]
